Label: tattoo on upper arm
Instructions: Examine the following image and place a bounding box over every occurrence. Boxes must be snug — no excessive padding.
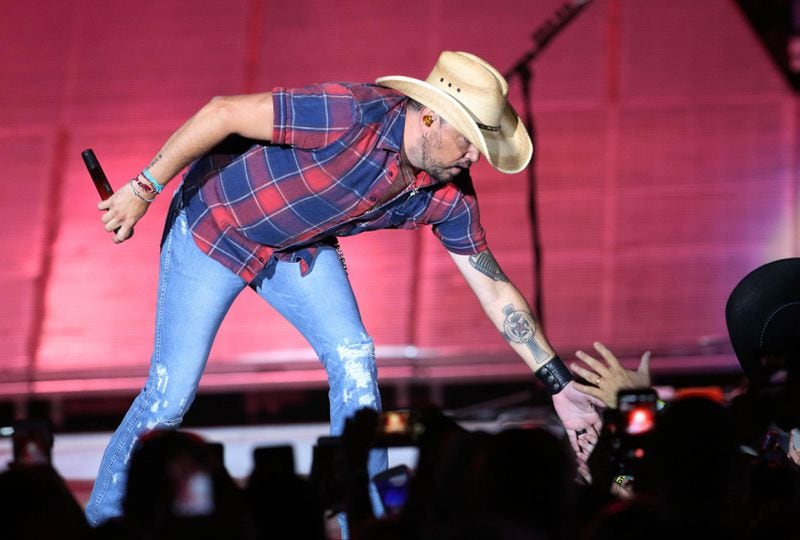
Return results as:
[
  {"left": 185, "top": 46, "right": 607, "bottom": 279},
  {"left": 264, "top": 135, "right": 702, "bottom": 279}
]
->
[
  {"left": 500, "top": 304, "right": 550, "bottom": 365},
  {"left": 468, "top": 251, "right": 508, "bottom": 282}
]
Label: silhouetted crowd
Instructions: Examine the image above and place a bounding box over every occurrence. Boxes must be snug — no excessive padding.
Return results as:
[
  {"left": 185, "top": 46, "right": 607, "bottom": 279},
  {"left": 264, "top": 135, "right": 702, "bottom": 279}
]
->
[{"left": 1, "top": 390, "right": 800, "bottom": 540}]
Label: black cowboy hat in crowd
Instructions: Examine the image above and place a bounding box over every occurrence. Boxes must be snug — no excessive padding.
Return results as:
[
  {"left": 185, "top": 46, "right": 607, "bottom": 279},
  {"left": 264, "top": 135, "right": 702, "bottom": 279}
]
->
[
  {"left": 726, "top": 258, "right": 800, "bottom": 432},
  {"left": 726, "top": 258, "right": 800, "bottom": 387}
]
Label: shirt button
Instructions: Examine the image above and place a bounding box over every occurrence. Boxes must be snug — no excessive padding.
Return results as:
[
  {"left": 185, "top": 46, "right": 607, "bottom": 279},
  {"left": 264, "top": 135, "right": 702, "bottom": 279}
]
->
[
  {"left": 257, "top": 256, "right": 265, "bottom": 263},
  {"left": 388, "top": 171, "right": 394, "bottom": 178},
  {"left": 369, "top": 196, "right": 376, "bottom": 202}
]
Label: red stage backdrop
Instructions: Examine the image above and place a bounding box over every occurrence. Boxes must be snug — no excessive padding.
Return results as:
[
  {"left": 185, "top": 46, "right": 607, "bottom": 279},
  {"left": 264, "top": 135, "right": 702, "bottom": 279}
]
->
[{"left": 0, "top": 0, "right": 795, "bottom": 397}]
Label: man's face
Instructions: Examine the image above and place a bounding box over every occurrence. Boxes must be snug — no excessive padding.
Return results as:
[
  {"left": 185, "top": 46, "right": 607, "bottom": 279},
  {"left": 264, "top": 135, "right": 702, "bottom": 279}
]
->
[{"left": 419, "top": 120, "right": 481, "bottom": 182}]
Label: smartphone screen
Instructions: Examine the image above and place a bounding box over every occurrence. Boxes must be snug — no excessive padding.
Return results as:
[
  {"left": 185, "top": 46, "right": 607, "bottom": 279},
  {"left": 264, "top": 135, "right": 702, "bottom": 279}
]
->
[
  {"left": 372, "top": 410, "right": 423, "bottom": 447},
  {"left": 81, "top": 148, "right": 114, "bottom": 200},
  {"left": 615, "top": 389, "right": 658, "bottom": 480},
  {"left": 618, "top": 389, "right": 658, "bottom": 436},
  {"left": 11, "top": 420, "right": 53, "bottom": 466},
  {"left": 172, "top": 469, "right": 215, "bottom": 517},
  {"left": 372, "top": 464, "right": 411, "bottom": 516},
  {"left": 309, "top": 436, "right": 345, "bottom": 512},
  {"left": 253, "top": 444, "right": 295, "bottom": 477}
]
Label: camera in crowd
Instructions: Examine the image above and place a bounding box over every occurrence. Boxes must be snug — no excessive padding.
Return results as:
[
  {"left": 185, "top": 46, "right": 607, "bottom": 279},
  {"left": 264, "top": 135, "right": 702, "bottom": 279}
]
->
[
  {"left": 1, "top": 419, "right": 53, "bottom": 467},
  {"left": 594, "top": 388, "right": 659, "bottom": 483},
  {"left": 372, "top": 410, "right": 424, "bottom": 448},
  {"left": 308, "top": 409, "right": 422, "bottom": 515}
]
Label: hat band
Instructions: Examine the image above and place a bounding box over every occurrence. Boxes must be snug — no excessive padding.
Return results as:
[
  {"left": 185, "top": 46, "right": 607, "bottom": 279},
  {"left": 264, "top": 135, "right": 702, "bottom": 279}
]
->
[{"left": 477, "top": 122, "right": 500, "bottom": 132}]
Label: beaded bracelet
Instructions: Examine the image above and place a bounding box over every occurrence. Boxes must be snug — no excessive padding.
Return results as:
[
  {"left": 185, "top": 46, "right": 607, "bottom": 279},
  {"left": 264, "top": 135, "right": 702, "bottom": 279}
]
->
[
  {"left": 133, "top": 175, "right": 157, "bottom": 195},
  {"left": 141, "top": 168, "right": 164, "bottom": 194},
  {"left": 130, "top": 179, "right": 155, "bottom": 203}
]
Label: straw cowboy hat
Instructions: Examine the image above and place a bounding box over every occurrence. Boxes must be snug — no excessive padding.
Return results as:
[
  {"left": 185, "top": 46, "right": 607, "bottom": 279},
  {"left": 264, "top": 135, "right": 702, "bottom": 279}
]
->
[{"left": 376, "top": 51, "right": 533, "bottom": 174}]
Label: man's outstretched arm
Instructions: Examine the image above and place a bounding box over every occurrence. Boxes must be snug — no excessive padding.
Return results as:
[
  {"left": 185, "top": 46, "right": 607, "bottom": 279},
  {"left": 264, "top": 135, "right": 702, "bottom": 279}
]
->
[
  {"left": 449, "top": 249, "right": 602, "bottom": 453},
  {"left": 99, "top": 92, "right": 275, "bottom": 243}
]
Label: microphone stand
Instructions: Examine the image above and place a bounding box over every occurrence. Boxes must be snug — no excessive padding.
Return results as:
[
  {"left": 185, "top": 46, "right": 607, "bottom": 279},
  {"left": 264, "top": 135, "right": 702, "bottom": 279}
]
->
[{"left": 504, "top": 0, "right": 594, "bottom": 330}]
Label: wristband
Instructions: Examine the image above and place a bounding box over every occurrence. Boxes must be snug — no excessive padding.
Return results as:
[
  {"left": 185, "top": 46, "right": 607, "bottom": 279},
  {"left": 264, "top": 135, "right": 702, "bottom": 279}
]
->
[
  {"left": 133, "top": 175, "right": 157, "bottom": 195},
  {"left": 535, "top": 356, "right": 572, "bottom": 394},
  {"left": 141, "top": 168, "right": 164, "bottom": 194},
  {"left": 129, "top": 179, "right": 155, "bottom": 203}
]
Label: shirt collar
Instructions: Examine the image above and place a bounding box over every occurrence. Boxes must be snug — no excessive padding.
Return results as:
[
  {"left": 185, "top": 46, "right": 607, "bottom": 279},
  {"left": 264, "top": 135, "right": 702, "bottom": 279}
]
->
[{"left": 376, "top": 98, "right": 407, "bottom": 153}]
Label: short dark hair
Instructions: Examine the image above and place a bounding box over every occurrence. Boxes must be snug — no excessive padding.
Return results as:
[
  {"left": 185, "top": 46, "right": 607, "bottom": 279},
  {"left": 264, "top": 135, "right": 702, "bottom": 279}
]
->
[
  {"left": 406, "top": 98, "right": 449, "bottom": 126},
  {"left": 406, "top": 98, "right": 424, "bottom": 111}
]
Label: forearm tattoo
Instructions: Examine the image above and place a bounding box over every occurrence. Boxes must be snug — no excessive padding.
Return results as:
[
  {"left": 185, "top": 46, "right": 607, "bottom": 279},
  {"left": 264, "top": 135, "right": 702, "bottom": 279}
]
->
[
  {"left": 148, "top": 153, "right": 164, "bottom": 169},
  {"left": 469, "top": 251, "right": 508, "bottom": 282},
  {"left": 500, "top": 304, "right": 550, "bottom": 365}
]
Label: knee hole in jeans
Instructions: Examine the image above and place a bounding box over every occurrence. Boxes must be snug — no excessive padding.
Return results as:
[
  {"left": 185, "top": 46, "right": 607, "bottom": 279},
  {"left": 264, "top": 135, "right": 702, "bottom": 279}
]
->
[{"left": 328, "top": 338, "right": 379, "bottom": 409}]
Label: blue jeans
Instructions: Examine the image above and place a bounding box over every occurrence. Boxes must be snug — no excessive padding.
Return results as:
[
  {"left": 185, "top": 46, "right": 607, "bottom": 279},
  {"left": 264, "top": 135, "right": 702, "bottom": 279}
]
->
[{"left": 85, "top": 207, "right": 387, "bottom": 526}]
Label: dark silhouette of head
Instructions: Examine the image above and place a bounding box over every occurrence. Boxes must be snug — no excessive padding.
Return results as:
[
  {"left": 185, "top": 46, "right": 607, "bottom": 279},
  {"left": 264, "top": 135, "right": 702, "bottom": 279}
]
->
[
  {"left": 478, "top": 427, "right": 577, "bottom": 539},
  {"left": 0, "top": 465, "right": 89, "bottom": 539},
  {"left": 122, "top": 429, "right": 251, "bottom": 539},
  {"left": 641, "top": 397, "right": 737, "bottom": 537},
  {"left": 726, "top": 258, "right": 800, "bottom": 431}
]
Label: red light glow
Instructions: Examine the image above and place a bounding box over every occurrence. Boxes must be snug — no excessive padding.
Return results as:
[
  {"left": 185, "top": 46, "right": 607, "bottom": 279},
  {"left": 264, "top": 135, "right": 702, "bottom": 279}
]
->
[{"left": 627, "top": 407, "right": 655, "bottom": 435}]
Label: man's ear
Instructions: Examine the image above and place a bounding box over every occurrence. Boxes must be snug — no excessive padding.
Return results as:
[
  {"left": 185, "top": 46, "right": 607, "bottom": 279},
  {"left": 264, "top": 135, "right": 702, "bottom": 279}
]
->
[{"left": 420, "top": 107, "right": 438, "bottom": 128}]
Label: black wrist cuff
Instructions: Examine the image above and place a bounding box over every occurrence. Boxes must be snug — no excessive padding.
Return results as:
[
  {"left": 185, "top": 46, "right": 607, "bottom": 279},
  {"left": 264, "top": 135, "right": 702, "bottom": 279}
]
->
[{"left": 535, "top": 356, "right": 572, "bottom": 394}]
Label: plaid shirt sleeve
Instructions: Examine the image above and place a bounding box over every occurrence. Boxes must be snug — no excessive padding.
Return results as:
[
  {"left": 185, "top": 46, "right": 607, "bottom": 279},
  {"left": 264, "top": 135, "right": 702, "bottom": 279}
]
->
[
  {"left": 429, "top": 175, "right": 487, "bottom": 254},
  {"left": 272, "top": 83, "right": 358, "bottom": 149},
  {"left": 431, "top": 194, "right": 487, "bottom": 254}
]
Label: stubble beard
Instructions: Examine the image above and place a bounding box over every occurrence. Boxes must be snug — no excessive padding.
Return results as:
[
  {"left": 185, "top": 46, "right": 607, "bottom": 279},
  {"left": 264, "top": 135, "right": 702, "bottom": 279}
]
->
[{"left": 420, "top": 132, "right": 462, "bottom": 183}]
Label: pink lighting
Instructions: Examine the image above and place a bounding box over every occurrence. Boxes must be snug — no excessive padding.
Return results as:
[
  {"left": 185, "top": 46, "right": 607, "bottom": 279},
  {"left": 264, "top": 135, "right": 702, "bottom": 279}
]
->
[{"left": 0, "top": 0, "right": 796, "bottom": 402}]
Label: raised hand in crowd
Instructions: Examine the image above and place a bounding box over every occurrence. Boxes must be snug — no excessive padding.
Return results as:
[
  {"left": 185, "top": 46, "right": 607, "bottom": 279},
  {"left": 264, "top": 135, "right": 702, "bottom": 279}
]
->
[{"left": 569, "top": 342, "right": 651, "bottom": 409}]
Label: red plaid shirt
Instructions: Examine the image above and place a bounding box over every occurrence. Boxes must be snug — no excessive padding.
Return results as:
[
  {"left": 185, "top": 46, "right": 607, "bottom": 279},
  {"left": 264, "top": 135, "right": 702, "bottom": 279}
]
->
[{"left": 182, "top": 82, "right": 487, "bottom": 282}]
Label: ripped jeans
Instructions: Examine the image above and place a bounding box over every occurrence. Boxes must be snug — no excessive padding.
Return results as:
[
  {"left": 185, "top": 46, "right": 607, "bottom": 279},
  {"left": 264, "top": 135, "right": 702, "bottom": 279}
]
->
[{"left": 85, "top": 208, "right": 387, "bottom": 526}]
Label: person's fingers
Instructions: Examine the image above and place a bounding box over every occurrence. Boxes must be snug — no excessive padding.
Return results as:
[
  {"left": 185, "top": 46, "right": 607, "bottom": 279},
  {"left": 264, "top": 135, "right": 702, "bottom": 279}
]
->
[
  {"left": 570, "top": 381, "right": 603, "bottom": 398},
  {"left": 570, "top": 363, "right": 602, "bottom": 385},
  {"left": 576, "top": 350, "right": 610, "bottom": 377},
  {"left": 578, "top": 432, "right": 598, "bottom": 449},
  {"left": 576, "top": 462, "right": 592, "bottom": 485},
  {"left": 593, "top": 341, "right": 621, "bottom": 369},
  {"left": 611, "top": 482, "right": 633, "bottom": 499},
  {"left": 637, "top": 350, "right": 651, "bottom": 376},
  {"left": 579, "top": 422, "right": 600, "bottom": 439},
  {"left": 570, "top": 380, "right": 609, "bottom": 408},
  {"left": 585, "top": 392, "right": 607, "bottom": 409},
  {"left": 113, "top": 224, "right": 133, "bottom": 243},
  {"left": 104, "top": 217, "right": 120, "bottom": 232},
  {"left": 567, "top": 429, "right": 580, "bottom": 455},
  {"left": 577, "top": 441, "right": 595, "bottom": 460}
]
